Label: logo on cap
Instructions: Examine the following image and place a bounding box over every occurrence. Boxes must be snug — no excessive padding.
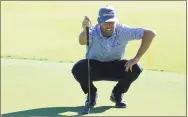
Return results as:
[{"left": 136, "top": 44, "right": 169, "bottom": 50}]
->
[{"left": 98, "top": 6, "right": 118, "bottom": 22}]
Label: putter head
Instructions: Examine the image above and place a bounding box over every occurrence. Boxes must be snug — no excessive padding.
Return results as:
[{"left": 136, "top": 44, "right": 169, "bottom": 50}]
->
[{"left": 81, "top": 107, "right": 90, "bottom": 114}]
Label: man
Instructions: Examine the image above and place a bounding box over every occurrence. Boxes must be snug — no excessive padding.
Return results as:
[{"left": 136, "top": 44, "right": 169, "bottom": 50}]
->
[{"left": 72, "top": 5, "right": 156, "bottom": 108}]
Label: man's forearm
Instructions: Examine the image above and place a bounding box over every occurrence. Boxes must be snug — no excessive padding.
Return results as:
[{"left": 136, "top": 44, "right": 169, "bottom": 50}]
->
[
  {"left": 79, "top": 31, "right": 87, "bottom": 45},
  {"left": 135, "top": 30, "right": 156, "bottom": 60}
]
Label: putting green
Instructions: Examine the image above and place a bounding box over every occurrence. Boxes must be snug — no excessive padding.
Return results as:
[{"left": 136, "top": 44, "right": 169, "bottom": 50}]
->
[{"left": 1, "top": 58, "right": 186, "bottom": 116}]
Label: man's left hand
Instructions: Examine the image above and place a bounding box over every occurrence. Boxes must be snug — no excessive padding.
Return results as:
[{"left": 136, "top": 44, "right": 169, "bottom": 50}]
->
[{"left": 124, "top": 58, "right": 139, "bottom": 72}]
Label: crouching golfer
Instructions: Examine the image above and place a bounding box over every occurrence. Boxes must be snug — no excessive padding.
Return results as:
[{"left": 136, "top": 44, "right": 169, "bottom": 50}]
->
[{"left": 72, "top": 5, "right": 156, "bottom": 108}]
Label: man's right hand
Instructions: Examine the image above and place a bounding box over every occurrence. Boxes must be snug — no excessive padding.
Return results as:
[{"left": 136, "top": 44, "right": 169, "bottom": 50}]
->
[
  {"left": 82, "top": 16, "right": 91, "bottom": 31},
  {"left": 79, "top": 16, "right": 91, "bottom": 45}
]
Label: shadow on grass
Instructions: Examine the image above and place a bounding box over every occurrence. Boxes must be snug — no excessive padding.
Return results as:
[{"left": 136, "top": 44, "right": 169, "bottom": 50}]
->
[{"left": 2, "top": 106, "right": 114, "bottom": 116}]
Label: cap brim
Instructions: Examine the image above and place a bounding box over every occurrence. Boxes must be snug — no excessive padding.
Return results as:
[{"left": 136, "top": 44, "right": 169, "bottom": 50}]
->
[{"left": 99, "top": 17, "right": 118, "bottom": 23}]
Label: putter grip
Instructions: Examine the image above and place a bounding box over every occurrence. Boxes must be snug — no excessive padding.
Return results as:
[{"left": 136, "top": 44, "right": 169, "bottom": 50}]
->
[{"left": 86, "top": 27, "right": 89, "bottom": 47}]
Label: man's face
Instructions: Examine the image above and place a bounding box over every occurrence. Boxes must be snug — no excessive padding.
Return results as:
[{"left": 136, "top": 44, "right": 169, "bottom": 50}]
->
[{"left": 100, "top": 22, "right": 115, "bottom": 37}]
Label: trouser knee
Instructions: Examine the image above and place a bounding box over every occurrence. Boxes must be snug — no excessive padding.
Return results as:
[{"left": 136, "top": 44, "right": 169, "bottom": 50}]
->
[{"left": 71, "top": 59, "right": 87, "bottom": 82}]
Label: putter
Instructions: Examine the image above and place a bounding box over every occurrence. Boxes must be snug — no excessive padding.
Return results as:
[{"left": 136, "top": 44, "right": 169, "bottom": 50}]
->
[{"left": 81, "top": 26, "right": 91, "bottom": 114}]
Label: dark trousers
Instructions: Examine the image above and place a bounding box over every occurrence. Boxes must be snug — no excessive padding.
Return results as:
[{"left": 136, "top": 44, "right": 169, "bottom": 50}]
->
[{"left": 71, "top": 59, "right": 143, "bottom": 94}]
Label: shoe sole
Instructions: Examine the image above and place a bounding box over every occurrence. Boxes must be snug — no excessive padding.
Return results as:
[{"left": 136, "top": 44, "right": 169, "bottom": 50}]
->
[{"left": 115, "top": 105, "right": 127, "bottom": 108}]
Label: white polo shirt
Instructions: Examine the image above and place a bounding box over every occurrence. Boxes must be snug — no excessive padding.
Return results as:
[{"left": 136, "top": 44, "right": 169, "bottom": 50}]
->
[{"left": 86, "top": 23, "right": 144, "bottom": 62}]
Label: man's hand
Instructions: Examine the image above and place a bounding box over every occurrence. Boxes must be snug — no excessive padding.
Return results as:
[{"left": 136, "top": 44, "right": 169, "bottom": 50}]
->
[
  {"left": 79, "top": 16, "right": 92, "bottom": 45},
  {"left": 124, "top": 58, "right": 139, "bottom": 72},
  {"left": 82, "top": 16, "right": 91, "bottom": 31}
]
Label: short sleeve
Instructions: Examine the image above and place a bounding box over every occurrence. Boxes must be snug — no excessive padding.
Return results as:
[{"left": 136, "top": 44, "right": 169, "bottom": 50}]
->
[{"left": 120, "top": 24, "right": 145, "bottom": 41}]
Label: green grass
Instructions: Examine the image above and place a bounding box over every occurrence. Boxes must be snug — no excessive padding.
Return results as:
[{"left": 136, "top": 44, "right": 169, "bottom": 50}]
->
[
  {"left": 1, "top": 2, "right": 186, "bottom": 116},
  {"left": 1, "top": 1, "right": 186, "bottom": 73},
  {"left": 1, "top": 58, "right": 186, "bottom": 116}
]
